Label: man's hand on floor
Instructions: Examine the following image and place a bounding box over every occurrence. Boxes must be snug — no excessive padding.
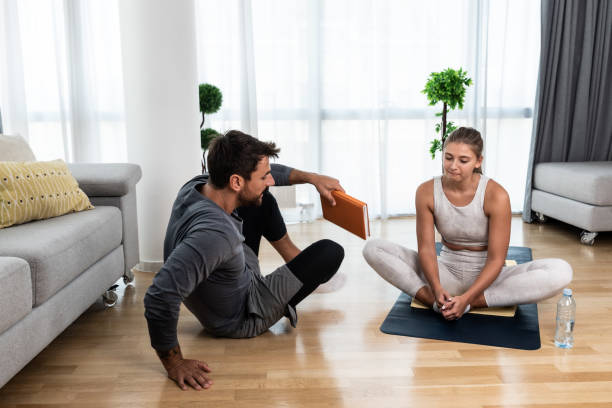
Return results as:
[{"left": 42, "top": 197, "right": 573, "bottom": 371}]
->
[
  {"left": 166, "top": 358, "right": 213, "bottom": 391},
  {"left": 156, "top": 345, "right": 213, "bottom": 391}
]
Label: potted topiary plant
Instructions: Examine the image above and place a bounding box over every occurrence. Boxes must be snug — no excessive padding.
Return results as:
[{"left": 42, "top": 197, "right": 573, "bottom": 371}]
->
[
  {"left": 199, "top": 83, "right": 223, "bottom": 172},
  {"left": 422, "top": 68, "right": 472, "bottom": 159}
]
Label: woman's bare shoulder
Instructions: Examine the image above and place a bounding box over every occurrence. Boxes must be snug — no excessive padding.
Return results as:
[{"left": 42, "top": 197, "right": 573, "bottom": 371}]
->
[
  {"left": 484, "top": 177, "right": 510, "bottom": 208},
  {"left": 416, "top": 178, "right": 434, "bottom": 195},
  {"left": 415, "top": 178, "right": 435, "bottom": 209}
]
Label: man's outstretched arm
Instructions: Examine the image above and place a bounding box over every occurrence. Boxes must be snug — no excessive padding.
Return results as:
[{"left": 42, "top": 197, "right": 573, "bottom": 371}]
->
[
  {"left": 145, "top": 306, "right": 213, "bottom": 391},
  {"left": 144, "top": 231, "right": 229, "bottom": 390},
  {"left": 270, "top": 163, "right": 345, "bottom": 206}
]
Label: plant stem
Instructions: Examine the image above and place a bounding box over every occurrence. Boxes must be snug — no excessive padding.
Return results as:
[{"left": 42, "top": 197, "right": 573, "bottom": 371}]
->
[
  {"left": 200, "top": 113, "right": 205, "bottom": 129},
  {"left": 441, "top": 102, "right": 447, "bottom": 144}
]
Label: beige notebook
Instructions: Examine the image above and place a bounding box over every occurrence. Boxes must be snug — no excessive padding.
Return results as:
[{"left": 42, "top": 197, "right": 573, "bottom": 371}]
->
[{"left": 410, "top": 259, "right": 519, "bottom": 317}]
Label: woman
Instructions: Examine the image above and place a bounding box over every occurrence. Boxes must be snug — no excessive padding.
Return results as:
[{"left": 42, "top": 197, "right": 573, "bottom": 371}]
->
[{"left": 363, "top": 127, "right": 572, "bottom": 320}]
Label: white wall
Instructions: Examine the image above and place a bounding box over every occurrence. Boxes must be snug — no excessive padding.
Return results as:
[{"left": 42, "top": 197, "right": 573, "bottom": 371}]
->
[{"left": 119, "top": 0, "right": 201, "bottom": 267}]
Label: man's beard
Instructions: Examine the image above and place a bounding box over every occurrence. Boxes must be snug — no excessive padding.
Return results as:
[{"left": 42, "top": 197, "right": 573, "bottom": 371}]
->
[{"left": 238, "top": 187, "right": 267, "bottom": 207}]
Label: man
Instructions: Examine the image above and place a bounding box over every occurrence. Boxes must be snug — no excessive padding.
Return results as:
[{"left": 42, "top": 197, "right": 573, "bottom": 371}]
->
[{"left": 144, "top": 130, "right": 345, "bottom": 391}]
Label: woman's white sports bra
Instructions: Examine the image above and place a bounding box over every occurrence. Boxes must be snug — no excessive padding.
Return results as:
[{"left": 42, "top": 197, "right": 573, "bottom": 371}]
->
[{"left": 433, "top": 175, "right": 489, "bottom": 247}]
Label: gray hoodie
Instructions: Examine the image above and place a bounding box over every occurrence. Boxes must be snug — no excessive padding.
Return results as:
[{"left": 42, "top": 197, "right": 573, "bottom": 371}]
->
[{"left": 144, "top": 164, "right": 292, "bottom": 351}]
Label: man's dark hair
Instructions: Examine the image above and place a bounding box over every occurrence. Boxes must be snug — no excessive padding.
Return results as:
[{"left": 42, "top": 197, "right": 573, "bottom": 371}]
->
[{"left": 207, "top": 130, "right": 280, "bottom": 188}]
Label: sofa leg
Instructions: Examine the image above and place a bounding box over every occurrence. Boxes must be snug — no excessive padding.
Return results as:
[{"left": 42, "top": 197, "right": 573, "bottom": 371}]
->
[
  {"left": 535, "top": 212, "right": 547, "bottom": 223},
  {"left": 580, "top": 230, "right": 598, "bottom": 246},
  {"left": 103, "top": 285, "right": 119, "bottom": 307},
  {"left": 123, "top": 268, "right": 135, "bottom": 285}
]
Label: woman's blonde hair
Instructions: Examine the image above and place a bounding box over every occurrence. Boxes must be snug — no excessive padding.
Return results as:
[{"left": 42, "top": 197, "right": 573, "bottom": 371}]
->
[{"left": 443, "top": 127, "right": 483, "bottom": 174}]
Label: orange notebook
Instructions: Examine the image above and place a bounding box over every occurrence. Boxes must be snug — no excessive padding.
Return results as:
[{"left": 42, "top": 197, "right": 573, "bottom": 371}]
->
[{"left": 321, "top": 191, "right": 370, "bottom": 240}]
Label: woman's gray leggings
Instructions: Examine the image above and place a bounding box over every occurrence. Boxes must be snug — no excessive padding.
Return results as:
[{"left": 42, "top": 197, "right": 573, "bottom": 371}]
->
[{"left": 362, "top": 239, "right": 573, "bottom": 307}]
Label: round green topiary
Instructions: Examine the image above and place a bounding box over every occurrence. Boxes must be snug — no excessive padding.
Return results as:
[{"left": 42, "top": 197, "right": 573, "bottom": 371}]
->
[
  {"left": 201, "top": 128, "right": 219, "bottom": 151},
  {"left": 199, "top": 83, "right": 223, "bottom": 114},
  {"left": 422, "top": 68, "right": 472, "bottom": 158}
]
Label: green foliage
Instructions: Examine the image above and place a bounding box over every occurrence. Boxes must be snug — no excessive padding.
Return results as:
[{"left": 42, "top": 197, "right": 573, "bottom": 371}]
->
[
  {"left": 446, "top": 121, "right": 457, "bottom": 136},
  {"left": 198, "top": 84, "right": 223, "bottom": 172},
  {"left": 422, "top": 68, "right": 472, "bottom": 158},
  {"left": 199, "top": 83, "right": 223, "bottom": 114},
  {"left": 429, "top": 139, "right": 442, "bottom": 159},
  {"left": 198, "top": 83, "right": 223, "bottom": 151},
  {"left": 423, "top": 68, "right": 472, "bottom": 110},
  {"left": 201, "top": 128, "right": 219, "bottom": 151}
]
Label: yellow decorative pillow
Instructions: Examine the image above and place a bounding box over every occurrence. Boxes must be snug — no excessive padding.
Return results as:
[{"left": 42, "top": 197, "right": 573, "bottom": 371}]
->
[{"left": 0, "top": 160, "right": 94, "bottom": 229}]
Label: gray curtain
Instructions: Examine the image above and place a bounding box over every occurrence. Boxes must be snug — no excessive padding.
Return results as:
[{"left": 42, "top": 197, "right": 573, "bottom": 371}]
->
[{"left": 523, "top": 0, "right": 612, "bottom": 222}]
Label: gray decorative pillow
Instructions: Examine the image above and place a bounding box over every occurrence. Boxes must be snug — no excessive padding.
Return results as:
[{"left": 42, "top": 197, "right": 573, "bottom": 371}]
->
[{"left": 0, "top": 134, "right": 36, "bottom": 161}]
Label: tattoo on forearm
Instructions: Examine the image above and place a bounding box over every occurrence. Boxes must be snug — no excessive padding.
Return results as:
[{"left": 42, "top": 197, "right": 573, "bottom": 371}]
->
[{"left": 156, "top": 345, "right": 182, "bottom": 367}]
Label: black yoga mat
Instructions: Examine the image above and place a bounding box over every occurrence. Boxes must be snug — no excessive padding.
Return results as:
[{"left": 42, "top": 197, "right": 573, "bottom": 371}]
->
[{"left": 379, "top": 244, "right": 541, "bottom": 350}]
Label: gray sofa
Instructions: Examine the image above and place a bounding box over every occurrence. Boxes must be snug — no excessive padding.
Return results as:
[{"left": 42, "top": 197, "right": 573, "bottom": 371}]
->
[
  {"left": 531, "top": 161, "right": 612, "bottom": 245},
  {"left": 0, "top": 136, "right": 141, "bottom": 388}
]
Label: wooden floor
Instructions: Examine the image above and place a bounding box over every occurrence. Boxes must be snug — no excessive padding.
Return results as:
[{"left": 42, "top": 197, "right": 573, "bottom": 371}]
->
[{"left": 1, "top": 216, "right": 612, "bottom": 407}]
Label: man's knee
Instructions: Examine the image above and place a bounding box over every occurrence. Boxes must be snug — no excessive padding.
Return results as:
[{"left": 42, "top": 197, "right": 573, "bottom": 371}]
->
[
  {"left": 290, "top": 239, "right": 343, "bottom": 285},
  {"left": 316, "top": 239, "right": 343, "bottom": 283},
  {"left": 313, "top": 239, "right": 344, "bottom": 267}
]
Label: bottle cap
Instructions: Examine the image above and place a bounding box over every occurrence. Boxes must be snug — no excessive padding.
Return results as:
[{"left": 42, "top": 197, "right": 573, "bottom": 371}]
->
[{"left": 563, "top": 288, "right": 572, "bottom": 296}]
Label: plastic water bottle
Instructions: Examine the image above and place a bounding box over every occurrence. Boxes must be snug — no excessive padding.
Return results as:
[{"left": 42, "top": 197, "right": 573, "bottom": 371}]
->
[{"left": 554, "top": 288, "right": 576, "bottom": 349}]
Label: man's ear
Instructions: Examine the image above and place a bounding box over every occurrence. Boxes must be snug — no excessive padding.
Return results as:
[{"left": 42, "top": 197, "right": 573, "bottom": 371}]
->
[{"left": 228, "top": 174, "right": 243, "bottom": 192}]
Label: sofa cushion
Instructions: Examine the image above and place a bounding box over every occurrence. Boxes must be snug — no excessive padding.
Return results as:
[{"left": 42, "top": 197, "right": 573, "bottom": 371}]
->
[
  {"left": 0, "top": 206, "right": 122, "bottom": 306},
  {"left": 0, "top": 160, "right": 94, "bottom": 229},
  {"left": 0, "top": 134, "right": 36, "bottom": 161},
  {"left": 534, "top": 161, "right": 612, "bottom": 206},
  {"left": 0, "top": 257, "right": 32, "bottom": 333}
]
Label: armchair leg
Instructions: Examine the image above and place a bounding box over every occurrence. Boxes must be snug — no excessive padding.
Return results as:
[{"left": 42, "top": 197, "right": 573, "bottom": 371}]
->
[
  {"left": 102, "top": 285, "right": 119, "bottom": 307},
  {"left": 580, "top": 231, "right": 598, "bottom": 246},
  {"left": 123, "top": 268, "right": 135, "bottom": 285}
]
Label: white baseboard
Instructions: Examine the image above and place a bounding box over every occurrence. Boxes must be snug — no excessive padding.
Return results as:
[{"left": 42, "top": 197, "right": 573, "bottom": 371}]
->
[{"left": 133, "top": 261, "right": 163, "bottom": 273}]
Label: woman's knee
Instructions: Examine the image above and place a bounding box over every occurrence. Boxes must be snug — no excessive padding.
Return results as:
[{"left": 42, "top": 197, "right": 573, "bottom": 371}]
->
[
  {"left": 362, "top": 239, "right": 418, "bottom": 264},
  {"left": 362, "top": 238, "right": 388, "bottom": 265},
  {"left": 541, "top": 258, "right": 573, "bottom": 289},
  {"left": 555, "top": 258, "right": 573, "bottom": 287}
]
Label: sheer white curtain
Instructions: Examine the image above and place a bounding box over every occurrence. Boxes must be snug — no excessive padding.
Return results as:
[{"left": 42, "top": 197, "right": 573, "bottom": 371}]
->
[
  {"left": 196, "top": 0, "right": 540, "bottom": 216},
  {"left": 0, "top": 0, "right": 126, "bottom": 163}
]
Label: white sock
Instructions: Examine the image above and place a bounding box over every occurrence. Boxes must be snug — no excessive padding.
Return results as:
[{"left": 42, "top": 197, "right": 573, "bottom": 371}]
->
[{"left": 314, "top": 272, "right": 347, "bottom": 293}]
